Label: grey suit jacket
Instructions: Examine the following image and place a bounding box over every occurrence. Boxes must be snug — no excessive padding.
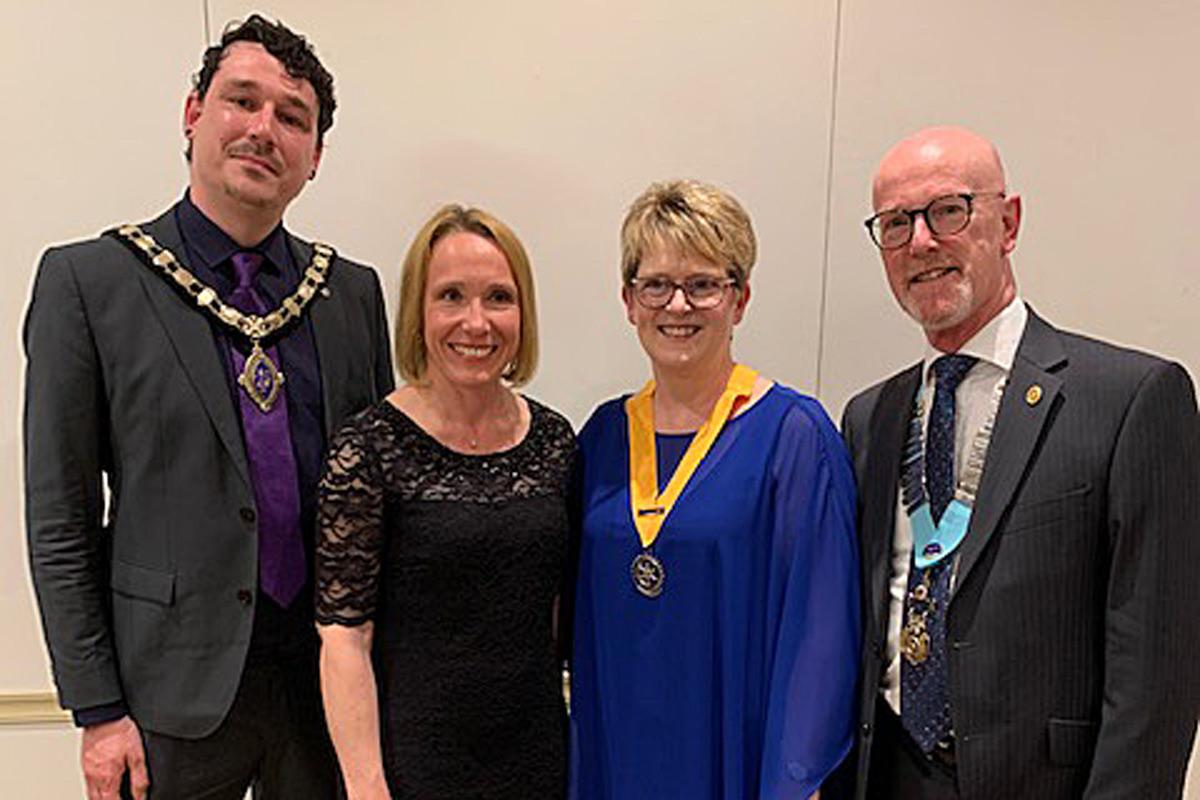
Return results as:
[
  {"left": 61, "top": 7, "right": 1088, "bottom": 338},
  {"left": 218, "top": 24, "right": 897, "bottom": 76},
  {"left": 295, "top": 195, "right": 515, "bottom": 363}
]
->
[
  {"left": 839, "top": 308, "right": 1200, "bottom": 798},
  {"left": 24, "top": 208, "right": 395, "bottom": 738}
]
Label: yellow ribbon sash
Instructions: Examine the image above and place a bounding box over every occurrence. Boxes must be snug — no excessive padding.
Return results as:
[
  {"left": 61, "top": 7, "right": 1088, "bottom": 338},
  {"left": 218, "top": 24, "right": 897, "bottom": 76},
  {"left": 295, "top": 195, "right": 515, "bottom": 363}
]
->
[{"left": 626, "top": 364, "right": 758, "bottom": 549}]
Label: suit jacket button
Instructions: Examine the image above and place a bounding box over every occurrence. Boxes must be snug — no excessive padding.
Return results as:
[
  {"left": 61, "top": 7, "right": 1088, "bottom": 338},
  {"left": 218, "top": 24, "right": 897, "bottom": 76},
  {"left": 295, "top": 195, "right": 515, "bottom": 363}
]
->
[
  {"left": 239, "top": 507, "right": 256, "bottom": 524},
  {"left": 861, "top": 722, "right": 873, "bottom": 737},
  {"left": 236, "top": 589, "right": 253, "bottom": 606}
]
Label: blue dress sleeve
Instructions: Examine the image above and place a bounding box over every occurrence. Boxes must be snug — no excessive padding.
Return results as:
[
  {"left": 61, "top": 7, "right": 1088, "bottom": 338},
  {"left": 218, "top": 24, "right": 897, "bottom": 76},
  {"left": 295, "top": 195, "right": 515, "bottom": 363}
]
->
[{"left": 759, "top": 400, "right": 861, "bottom": 799}]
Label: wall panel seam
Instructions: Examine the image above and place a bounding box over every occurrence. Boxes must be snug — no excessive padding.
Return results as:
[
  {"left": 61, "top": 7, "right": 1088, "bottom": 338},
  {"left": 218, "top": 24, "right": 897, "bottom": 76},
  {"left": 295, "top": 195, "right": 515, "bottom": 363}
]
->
[{"left": 815, "top": 0, "right": 845, "bottom": 398}]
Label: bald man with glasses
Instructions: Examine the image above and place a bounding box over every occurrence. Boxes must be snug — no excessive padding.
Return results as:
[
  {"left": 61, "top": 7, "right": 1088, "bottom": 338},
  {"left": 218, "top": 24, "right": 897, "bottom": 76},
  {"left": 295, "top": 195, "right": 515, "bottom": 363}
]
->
[{"left": 834, "top": 126, "right": 1200, "bottom": 799}]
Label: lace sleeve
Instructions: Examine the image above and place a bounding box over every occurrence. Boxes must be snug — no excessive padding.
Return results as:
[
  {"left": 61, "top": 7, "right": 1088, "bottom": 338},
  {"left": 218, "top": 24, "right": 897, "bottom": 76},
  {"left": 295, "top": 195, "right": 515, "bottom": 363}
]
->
[{"left": 315, "top": 414, "right": 386, "bottom": 626}]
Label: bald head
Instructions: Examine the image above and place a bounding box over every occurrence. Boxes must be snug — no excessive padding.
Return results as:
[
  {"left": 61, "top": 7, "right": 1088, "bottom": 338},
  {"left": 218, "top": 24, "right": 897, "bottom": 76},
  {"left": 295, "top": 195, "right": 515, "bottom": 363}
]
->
[
  {"left": 873, "top": 126, "right": 1007, "bottom": 210},
  {"left": 868, "top": 126, "right": 1022, "bottom": 353}
]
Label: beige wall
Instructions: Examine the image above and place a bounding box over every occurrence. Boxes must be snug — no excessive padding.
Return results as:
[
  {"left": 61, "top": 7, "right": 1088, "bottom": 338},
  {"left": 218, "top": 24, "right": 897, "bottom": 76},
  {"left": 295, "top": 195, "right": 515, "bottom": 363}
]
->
[
  {"left": 819, "top": 0, "right": 1200, "bottom": 417},
  {"left": 2, "top": 1, "right": 1196, "bottom": 796}
]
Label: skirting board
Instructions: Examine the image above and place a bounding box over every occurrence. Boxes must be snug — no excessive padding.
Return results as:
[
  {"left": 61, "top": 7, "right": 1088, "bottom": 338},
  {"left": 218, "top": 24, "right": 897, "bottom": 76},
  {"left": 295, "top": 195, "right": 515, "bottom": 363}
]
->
[{"left": 0, "top": 692, "right": 70, "bottom": 726}]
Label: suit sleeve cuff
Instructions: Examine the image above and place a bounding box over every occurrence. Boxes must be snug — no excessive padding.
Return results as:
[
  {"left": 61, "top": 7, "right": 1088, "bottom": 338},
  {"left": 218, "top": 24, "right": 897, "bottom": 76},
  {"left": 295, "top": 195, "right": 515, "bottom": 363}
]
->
[{"left": 73, "top": 702, "right": 129, "bottom": 728}]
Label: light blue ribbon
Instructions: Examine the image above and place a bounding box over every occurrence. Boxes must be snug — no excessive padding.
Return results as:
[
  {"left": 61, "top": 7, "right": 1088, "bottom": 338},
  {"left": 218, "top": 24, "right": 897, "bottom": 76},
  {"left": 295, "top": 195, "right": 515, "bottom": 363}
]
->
[{"left": 909, "top": 498, "right": 972, "bottom": 569}]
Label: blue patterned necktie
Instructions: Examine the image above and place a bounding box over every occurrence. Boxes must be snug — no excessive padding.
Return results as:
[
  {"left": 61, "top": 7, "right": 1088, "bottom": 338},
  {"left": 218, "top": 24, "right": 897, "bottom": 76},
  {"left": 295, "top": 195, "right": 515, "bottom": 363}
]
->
[
  {"left": 228, "top": 252, "right": 306, "bottom": 607},
  {"left": 901, "top": 353, "right": 977, "bottom": 753}
]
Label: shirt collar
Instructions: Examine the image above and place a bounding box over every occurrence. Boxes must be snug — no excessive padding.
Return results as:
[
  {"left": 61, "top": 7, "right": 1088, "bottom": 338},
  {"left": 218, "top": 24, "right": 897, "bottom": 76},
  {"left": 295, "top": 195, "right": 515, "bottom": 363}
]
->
[
  {"left": 176, "top": 191, "right": 291, "bottom": 275},
  {"left": 922, "top": 296, "right": 1028, "bottom": 380}
]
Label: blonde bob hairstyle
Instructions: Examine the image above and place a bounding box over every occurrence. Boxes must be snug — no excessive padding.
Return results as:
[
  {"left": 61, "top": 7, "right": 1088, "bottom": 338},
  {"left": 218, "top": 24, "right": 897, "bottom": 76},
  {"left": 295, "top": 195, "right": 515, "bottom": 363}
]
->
[
  {"left": 395, "top": 204, "right": 539, "bottom": 387},
  {"left": 620, "top": 179, "right": 757, "bottom": 286}
]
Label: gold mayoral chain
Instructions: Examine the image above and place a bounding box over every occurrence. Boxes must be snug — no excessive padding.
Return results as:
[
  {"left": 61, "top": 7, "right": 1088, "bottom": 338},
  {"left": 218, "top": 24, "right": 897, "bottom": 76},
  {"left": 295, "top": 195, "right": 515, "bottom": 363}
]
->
[
  {"left": 111, "top": 224, "right": 334, "bottom": 414},
  {"left": 626, "top": 363, "right": 758, "bottom": 599}
]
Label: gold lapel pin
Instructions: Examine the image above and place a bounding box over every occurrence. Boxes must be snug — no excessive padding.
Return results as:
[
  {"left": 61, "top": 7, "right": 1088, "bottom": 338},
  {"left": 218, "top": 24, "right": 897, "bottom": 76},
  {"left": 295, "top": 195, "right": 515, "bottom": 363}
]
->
[{"left": 1025, "top": 384, "right": 1043, "bottom": 406}]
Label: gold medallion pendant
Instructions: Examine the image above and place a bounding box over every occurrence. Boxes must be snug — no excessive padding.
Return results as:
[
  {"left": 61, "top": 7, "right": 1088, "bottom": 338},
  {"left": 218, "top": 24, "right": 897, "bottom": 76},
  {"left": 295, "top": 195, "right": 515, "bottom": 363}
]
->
[
  {"left": 631, "top": 552, "right": 665, "bottom": 598},
  {"left": 237, "top": 341, "right": 286, "bottom": 413},
  {"left": 900, "top": 609, "right": 930, "bottom": 665}
]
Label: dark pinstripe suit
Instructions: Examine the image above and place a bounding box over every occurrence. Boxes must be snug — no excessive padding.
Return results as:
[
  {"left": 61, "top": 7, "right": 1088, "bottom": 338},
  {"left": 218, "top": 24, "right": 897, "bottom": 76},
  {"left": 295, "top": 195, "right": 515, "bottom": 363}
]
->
[{"left": 839, "top": 308, "right": 1200, "bottom": 798}]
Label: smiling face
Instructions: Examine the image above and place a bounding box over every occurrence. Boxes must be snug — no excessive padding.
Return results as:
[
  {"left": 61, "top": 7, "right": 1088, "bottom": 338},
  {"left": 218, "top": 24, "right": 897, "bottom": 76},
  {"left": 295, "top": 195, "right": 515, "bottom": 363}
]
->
[
  {"left": 422, "top": 232, "right": 521, "bottom": 390},
  {"left": 872, "top": 127, "right": 1021, "bottom": 352},
  {"left": 184, "top": 41, "right": 322, "bottom": 225},
  {"left": 623, "top": 242, "right": 748, "bottom": 377}
]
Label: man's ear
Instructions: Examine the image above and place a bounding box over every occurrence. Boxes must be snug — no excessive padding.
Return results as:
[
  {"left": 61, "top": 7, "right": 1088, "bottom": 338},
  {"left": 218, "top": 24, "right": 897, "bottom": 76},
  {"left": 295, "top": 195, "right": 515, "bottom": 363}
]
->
[
  {"left": 309, "top": 143, "right": 323, "bottom": 180},
  {"left": 183, "top": 91, "right": 203, "bottom": 138},
  {"left": 1000, "top": 193, "right": 1022, "bottom": 256}
]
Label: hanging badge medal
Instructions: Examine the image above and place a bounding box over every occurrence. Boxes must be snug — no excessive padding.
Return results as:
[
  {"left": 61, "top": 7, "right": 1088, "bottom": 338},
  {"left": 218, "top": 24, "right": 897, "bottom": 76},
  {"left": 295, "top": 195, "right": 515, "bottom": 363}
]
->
[
  {"left": 626, "top": 364, "right": 757, "bottom": 599},
  {"left": 899, "top": 573, "right": 933, "bottom": 665},
  {"left": 630, "top": 551, "right": 666, "bottom": 598},
  {"left": 109, "top": 224, "right": 334, "bottom": 413},
  {"left": 898, "top": 376, "right": 1004, "bottom": 663},
  {"left": 238, "top": 342, "right": 285, "bottom": 413}
]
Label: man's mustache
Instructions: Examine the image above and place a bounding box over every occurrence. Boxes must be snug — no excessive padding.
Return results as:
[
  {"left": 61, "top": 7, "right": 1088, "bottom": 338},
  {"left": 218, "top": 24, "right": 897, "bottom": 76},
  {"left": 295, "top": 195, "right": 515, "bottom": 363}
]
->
[{"left": 226, "top": 142, "right": 282, "bottom": 174}]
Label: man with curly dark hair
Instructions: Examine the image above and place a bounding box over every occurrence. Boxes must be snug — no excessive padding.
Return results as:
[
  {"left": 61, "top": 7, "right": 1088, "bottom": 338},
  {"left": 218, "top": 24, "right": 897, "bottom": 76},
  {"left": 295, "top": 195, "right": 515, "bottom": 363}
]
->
[
  {"left": 189, "top": 14, "right": 337, "bottom": 158},
  {"left": 25, "top": 14, "right": 393, "bottom": 799}
]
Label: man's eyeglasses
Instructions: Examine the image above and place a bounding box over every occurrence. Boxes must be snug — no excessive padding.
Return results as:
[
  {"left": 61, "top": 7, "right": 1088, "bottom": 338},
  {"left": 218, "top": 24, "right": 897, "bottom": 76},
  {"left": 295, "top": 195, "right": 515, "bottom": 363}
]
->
[
  {"left": 629, "top": 275, "right": 740, "bottom": 309},
  {"left": 864, "top": 192, "right": 1005, "bottom": 250}
]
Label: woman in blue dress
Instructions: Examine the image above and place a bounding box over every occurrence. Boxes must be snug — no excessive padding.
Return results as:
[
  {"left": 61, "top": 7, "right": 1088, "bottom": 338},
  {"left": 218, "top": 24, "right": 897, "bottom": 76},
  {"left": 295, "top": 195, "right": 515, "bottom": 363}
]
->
[{"left": 570, "top": 179, "right": 860, "bottom": 800}]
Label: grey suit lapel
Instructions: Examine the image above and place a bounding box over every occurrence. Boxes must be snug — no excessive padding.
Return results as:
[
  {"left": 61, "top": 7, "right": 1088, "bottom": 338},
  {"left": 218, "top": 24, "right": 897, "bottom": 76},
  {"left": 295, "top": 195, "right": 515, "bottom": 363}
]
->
[
  {"left": 953, "top": 309, "right": 1067, "bottom": 597},
  {"left": 864, "top": 364, "right": 922, "bottom": 633},
  {"left": 292, "top": 235, "right": 351, "bottom": 434},
  {"left": 133, "top": 212, "right": 251, "bottom": 486}
]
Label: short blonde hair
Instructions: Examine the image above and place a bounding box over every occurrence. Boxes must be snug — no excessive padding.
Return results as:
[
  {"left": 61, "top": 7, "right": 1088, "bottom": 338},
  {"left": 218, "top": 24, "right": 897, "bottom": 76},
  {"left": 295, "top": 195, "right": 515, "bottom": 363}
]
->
[
  {"left": 395, "top": 205, "right": 539, "bottom": 386},
  {"left": 620, "top": 179, "right": 757, "bottom": 286}
]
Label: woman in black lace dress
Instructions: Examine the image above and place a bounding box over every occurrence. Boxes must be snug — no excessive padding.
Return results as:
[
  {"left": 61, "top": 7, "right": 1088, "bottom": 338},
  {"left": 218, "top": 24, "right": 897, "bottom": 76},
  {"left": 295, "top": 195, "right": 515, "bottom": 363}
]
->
[{"left": 315, "top": 205, "right": 574, "bottom": 800}]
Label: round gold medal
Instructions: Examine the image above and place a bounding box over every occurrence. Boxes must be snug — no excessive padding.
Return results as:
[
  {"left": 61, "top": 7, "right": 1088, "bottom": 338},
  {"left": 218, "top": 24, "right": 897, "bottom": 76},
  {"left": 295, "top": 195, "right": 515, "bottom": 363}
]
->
[{"left": 631, "top": 552, "right": 665, "bottom": 598}]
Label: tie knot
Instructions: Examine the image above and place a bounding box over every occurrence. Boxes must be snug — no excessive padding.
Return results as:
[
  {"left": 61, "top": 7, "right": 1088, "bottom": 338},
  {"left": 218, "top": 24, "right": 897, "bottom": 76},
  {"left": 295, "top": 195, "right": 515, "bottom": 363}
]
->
[
  {"left": 931, "top": 354, "right": 977, "bottom": 395},
  {"left": 230, "top": 251, "right": 264, "bottom": 290}
]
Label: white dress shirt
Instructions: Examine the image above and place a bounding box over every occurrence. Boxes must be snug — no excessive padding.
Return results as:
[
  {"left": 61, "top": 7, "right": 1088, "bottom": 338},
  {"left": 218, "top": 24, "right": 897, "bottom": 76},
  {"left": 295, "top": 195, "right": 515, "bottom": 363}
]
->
[{"left": 881, "top": 297, "right": 1029, "bottom": 713}]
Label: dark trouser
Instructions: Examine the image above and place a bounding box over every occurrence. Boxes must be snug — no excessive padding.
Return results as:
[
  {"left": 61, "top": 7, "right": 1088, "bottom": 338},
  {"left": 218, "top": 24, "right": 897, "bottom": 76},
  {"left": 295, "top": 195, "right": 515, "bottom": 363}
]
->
[
  {"left": 866, "top": 697, "right": 959, "bottom": 800},
  {"left": 124, "top": 652, "right": 341, "bottom": 800}
]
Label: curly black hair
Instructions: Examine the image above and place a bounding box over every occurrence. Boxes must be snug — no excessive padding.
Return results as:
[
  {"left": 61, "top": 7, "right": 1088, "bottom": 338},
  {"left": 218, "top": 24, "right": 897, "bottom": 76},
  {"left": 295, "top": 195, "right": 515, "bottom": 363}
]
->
[{"left": 192, "top": 14, "right": 336, "bottom": 148}]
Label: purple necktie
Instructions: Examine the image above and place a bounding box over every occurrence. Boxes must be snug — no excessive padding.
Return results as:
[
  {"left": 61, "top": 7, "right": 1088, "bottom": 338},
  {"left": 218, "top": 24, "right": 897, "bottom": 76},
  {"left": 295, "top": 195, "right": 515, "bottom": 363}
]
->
[{"left": 227, "top": 251, "right": 306, "bottom": 607}]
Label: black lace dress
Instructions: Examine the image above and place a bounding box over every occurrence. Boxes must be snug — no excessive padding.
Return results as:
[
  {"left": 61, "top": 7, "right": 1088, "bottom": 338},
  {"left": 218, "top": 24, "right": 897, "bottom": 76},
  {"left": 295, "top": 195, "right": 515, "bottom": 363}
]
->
[{"left": 315, "top": 397, "right": 575, "bottom": 799}]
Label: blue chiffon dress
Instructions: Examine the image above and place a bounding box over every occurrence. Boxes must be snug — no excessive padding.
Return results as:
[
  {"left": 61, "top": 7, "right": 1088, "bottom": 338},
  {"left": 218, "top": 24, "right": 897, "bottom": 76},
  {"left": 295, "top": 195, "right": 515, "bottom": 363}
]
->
[{"left": 570, "top": 384, "right": 860, "bottom": 800}]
